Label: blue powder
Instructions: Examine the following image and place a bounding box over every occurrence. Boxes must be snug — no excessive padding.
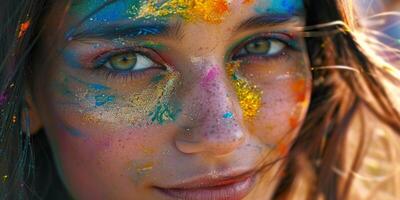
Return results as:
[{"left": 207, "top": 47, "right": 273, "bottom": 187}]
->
[
  {"left": 95, "top": 94, "right": 116, "bottom": 106},
  {"left": 254, "top": 0, "right": 303, "bottom": 15},
  {"left": 149, "top": 102, "right": 181, "bottom": 125},
  {"left": 65, "top": 125, "right": 84, "bottom": 137},
  {"left": 89, "top": 83, "right": 110, "bottom": 91},
  {"left": 223, "top": 112, "right": 234, "bottom": 119},
  {"left": 63, "top": 49, "right": 81, "bottom": 69}
]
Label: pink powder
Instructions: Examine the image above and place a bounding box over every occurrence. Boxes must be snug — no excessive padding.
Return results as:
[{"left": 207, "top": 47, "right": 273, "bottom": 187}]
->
[{"left": 200, "top": 67, "right": 220, "bottom": 88}]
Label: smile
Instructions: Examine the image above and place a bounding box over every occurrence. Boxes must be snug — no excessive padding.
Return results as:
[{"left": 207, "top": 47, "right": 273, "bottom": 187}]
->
[{"left": 155, "top": 170, "right": 257, "bottom": 200}]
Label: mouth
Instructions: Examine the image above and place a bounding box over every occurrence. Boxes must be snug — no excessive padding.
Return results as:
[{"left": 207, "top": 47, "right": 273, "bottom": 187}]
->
[{"left": 155, "top": 170, "right": 257, "bottom": 200}]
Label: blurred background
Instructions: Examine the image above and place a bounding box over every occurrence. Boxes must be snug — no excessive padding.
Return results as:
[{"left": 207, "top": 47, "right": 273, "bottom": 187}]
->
[{"left": 355, "top": 0, "right": 400, "bottom": 64}]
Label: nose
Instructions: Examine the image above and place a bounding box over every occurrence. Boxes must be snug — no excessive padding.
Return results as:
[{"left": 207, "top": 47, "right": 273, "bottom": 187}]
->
[{"left": 175, "top": 64, "right": 247, "bottom": 156}]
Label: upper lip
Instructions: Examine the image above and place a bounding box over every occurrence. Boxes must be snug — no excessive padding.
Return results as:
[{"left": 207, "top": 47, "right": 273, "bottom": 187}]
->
[{"left": 156, "top": 169, "right": 256, "bottom": 189}]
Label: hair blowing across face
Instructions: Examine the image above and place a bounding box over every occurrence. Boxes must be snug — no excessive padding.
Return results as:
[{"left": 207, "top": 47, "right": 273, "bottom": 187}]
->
[{"left": 0, "top": 0, "right": 399, "bottom": 199}]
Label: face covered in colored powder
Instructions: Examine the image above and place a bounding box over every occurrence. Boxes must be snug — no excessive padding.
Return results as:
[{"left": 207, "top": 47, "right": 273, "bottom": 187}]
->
[{"left": 32, "top": 0, "right": 311, "bottom": 199}]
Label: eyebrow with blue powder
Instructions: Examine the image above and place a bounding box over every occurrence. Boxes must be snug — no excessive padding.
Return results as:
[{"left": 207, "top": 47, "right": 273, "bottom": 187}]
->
[{"left": 67, "top": 0, "right": 171, "bottom": 40}]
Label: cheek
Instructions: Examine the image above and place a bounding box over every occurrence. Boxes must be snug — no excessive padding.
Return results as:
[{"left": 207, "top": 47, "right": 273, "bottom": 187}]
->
[
  {"left": 44, "top": 121, "right": 167, "bottom": 199},
  {"left": 242, "top": 63, "right": 311, "bottom": 148},
  {"left": 39, "top": 68, "right": 179, "bottom": 198}
]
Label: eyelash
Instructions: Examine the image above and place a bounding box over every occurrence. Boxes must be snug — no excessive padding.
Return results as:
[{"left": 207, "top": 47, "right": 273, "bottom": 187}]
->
[
  {"left": 91, "top": 47, "right": 166, "bottom": 80},
  {"left": 230, "top": 33, "right": 299, "bottom": 61},
  {"left": 86, "top": 33, "right": 298, "bottom": 80}
]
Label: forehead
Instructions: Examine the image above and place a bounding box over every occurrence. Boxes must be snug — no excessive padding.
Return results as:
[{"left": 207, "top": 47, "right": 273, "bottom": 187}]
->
[{"left": 69, "top": 0, "right": 304, "bottom": 24}]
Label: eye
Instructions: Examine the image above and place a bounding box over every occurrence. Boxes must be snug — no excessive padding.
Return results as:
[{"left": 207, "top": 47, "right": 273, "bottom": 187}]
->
[
  {"left": 233, "top": 38, "right": 286, "bottom": 59},
  {"left": 104, "top": 52, "right": 155, "bottom": 72}
]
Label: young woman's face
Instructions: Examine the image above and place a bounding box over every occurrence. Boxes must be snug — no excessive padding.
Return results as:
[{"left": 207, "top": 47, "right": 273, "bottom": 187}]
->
[{"left": 33, "top": 0, "right": 311, "bottom": 199}]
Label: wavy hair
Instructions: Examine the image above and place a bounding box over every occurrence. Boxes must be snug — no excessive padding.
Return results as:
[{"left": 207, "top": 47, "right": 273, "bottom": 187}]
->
[{"left": 0, "top": 0, "right": 399, "bottom": 199}]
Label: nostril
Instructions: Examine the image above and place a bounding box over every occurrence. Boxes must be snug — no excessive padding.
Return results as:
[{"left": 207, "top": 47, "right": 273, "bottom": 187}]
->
[{"left": 174, "top": 123, "right": 247, "bottom": 155}]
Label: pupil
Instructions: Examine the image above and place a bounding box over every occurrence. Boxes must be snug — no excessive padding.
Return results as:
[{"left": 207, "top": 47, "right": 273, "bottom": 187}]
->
[{"left": 247, "top": 40, "right": 269, "bottom": 54}]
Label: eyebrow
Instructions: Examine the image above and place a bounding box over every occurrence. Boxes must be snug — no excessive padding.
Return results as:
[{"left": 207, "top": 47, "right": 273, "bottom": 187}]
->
[
  {"left": 67, "top": 21, "right": 183, "bottom": 40},
  {"left": 67, "top": 10, "right": 301, "bottom": 41},
  {"left": 234, "top": 13, "right": 303, "bottom": 33}
]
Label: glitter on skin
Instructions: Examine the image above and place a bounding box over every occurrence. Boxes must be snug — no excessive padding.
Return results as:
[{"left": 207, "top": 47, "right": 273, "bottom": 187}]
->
[
  {"left": 149, "top": 72, "right": 181, "bottom": 125},
  {"left": 56, "top": 71, "right": 181, "bottom": 126},
  {"left": 129, "top": 0, "right": 230, "bottom": 23},
  {"left": 65, "top": 75, "right": 117, "bottom": 107},
  {"left": 130, "top": 160, "right": 154, "bottom": 184},
  {"left": 226, "top": 61, "right": 262, "bottom": 119}
]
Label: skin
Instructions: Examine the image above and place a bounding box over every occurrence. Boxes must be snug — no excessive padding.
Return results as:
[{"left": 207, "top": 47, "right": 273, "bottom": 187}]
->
[{"left": 31, "top": 0, "right": 311, "bottom": 199}]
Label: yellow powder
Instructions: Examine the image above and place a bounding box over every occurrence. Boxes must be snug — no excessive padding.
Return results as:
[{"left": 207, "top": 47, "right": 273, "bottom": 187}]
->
[
  {"left": 134, "top": 0, "right": 230, "bottom": 23},
  {"left": 226, "top": 61, "right": 262, "bottom": 119}
]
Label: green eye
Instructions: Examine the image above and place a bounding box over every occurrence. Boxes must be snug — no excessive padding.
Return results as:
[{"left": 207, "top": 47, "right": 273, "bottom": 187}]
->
[
  {"left": 109, "top": 53, "right": 137, "bottom": 71},
  {"left": 234, "top": 38, "right": 286, "bottom": 59},
  {"left": 245, "top": 39, "right": 271, "bottom": 54},
  {"left": 104, "top": 52, "right": 155, "bottom": 72}
]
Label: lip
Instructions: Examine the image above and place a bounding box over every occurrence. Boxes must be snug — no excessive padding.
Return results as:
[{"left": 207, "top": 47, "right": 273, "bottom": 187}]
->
[{"left": 155, "top": 170, "right": 257, "bottom": 200}]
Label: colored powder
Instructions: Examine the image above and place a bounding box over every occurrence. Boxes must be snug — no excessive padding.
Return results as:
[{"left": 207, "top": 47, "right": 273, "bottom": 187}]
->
[
  {"left": 242, "top": 0, "right": 255, "bottom": 4},
  {"left": 277, "top": 142, "right": 288, "bottom": 156},
  {"left": 126, "top": 72, "right": 180, "bottom": 125},
  {"left": 254, "top": 0, "right": 303, "bottom": 15},
  {"left": 226, "top": 61, "right": 262, "bottom": 119},
  {"left": 141, "top": 41, "right": 166, "bottom": 50},
  {"left": 288, "top": 116, "right": 298, "bottom": 129},
  {"left": 291, "top": 79, "right": 306, "bottom": 102},
  {"left": 88, "top": 83, "right": 110, "bottom": 91},
  {"left": 61, "top": 75, "right": 116, "bottom": 107},
  {"left": 136, "top": 162, "right": 154, "bottom": 173},
  {"left": 135, "top": 27, "right": 163, "bottom": 36},
  {"left": 71, "top": 0, "right": 142, "bottom": 23},
  {"left": 95, "top": 94, "right": 116, "bottom": 106},
  {"left": 200, "top": 67, "right": 219, "bottom": 88},
  {"left": 223, "top": 112, "right": 234, "bottom": 119},
  {"left": 149, "top": 72, "right": 181, "bottom": 125},
  {"left": 131, "top": 160, "right": 154, "bottom": 184},
  {"left": 149, "top": 102, "right": 181, "bottom": 125},
  {"left": 288, "top": 103, "right": 304, "bottom": 129},
  {"left": 151, "top": 74, "right": 166, "bottom": 84},
  {"left": 63, "top": 49, "right": 82, "bottom": 69},
  {"left": 65, "top": 125, "right": 84, "bottom": 137},
  {"left": 130, "top": 0, "right": 230, "bottom": 23},
  {"left": 18, "top": 20, "right": 30, "bottom": 38}
]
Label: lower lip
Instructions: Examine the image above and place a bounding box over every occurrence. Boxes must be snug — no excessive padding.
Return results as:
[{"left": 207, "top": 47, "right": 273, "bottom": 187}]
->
[{"left": 157, "top": 174, "right": 257, "bottom": 200}]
